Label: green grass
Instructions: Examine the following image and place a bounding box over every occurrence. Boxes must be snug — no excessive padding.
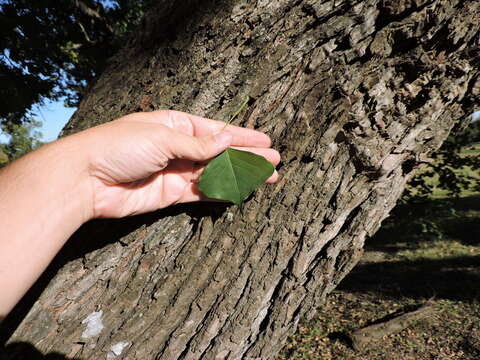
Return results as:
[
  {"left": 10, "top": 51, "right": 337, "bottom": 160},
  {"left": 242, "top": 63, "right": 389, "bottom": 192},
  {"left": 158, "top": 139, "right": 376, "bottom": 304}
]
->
[{"left": 398, "top": 239, "right": 480, "bottom": 261}]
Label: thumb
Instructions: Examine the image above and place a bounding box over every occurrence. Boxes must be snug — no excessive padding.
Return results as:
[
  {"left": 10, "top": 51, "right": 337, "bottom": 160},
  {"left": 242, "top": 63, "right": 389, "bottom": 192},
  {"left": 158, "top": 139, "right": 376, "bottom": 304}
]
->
[{"left": 166, "top": 130, "right": 232, "bottom": 161}]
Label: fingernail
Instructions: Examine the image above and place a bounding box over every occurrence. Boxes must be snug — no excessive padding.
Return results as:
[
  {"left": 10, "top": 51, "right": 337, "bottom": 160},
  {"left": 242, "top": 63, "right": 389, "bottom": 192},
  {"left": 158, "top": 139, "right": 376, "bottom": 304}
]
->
[{"left": 214, "top": 131, "right": 232, "bottom": 147}]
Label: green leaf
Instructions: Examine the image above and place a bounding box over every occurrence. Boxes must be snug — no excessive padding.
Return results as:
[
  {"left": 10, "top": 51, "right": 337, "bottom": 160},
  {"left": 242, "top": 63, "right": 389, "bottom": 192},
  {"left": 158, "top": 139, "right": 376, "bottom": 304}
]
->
[{"left": 198, "top": 148, "right": 275, "bottom": 205}]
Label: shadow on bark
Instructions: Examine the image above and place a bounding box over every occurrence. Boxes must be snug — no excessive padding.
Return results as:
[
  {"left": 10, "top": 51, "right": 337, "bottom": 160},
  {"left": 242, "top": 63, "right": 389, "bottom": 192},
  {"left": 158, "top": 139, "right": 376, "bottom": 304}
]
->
[
  {"left": 0, "top": 342, "right": 80, "bottom": 360},
  {"left": 0, "top": 202, "right": 229, "bottom": 347},
  {"left": 338, "top": 255, "right": 480, "bottom": 301}
]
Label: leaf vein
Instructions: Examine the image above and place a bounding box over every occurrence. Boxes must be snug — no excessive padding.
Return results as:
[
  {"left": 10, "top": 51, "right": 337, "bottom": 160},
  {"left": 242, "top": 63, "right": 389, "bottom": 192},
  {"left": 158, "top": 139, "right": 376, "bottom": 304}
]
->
[{"left": 225, "top": 149, "right": 242, "bottom": 204}]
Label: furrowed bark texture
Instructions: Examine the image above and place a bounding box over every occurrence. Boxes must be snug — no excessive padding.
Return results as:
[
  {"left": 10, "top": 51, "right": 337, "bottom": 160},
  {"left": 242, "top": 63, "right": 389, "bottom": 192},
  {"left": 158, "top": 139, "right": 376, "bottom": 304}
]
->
[{"left": 4, "top": 0, "right": 479, "bottom": 359}]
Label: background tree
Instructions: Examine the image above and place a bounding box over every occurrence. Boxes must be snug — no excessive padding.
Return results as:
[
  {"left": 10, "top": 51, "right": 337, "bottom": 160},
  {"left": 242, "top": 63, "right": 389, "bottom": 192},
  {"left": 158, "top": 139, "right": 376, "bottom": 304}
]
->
[
  {"left": 0, "top": 119, "right": 43, "bottom": 166},
  {"left": 405, "top": 119, "right": 479, "bottom": 199},
  {"left": 2, "top": 0, "right": 479, "bottom": 359},
  {"left": 0, "top": 148, "right": 8, "bottom": 166}
]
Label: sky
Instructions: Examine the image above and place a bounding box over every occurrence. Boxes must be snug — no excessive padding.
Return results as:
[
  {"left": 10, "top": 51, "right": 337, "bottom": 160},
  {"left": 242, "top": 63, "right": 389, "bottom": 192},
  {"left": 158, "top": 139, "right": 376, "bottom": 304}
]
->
[
  {"left": 0, "top": 100, "right": 76, "bottom": 144},
  {"left": 473, "top": 110, "right": 480, "bottom": 123},
  {"left": 34, "top": 100, "right": 76, "bottom": 142}
]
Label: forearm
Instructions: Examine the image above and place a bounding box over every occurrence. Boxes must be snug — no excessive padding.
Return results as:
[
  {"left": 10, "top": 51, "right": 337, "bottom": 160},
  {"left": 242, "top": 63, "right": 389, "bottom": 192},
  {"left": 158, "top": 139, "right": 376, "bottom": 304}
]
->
[{"left": 0, "top": 136, "right": 92, "bottom": 316}]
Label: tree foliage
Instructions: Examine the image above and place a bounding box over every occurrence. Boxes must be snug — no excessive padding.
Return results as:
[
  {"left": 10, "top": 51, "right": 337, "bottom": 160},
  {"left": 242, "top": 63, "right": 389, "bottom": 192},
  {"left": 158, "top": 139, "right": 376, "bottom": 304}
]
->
[
  {"left": 0, "top": 0, "right": 154, "bottom": 130},
  {"left": 403, "top": 120, "right": 480, "bottom": 200},
  {"left": 0, "top": 119, "right": 43, "bottom": 167}
]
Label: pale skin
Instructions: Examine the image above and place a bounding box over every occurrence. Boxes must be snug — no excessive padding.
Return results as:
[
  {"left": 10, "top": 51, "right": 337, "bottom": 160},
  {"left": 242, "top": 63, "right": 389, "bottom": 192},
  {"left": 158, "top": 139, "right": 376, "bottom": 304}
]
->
[{"left": 0, "top": 110, "right": 280, "bottom": 317}]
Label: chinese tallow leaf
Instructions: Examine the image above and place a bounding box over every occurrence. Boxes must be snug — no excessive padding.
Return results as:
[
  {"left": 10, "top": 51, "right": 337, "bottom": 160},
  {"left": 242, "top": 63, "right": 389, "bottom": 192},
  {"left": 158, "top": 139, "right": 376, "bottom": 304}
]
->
[{"left": 198, "top": 148, "right": 274, "bottom": 205}]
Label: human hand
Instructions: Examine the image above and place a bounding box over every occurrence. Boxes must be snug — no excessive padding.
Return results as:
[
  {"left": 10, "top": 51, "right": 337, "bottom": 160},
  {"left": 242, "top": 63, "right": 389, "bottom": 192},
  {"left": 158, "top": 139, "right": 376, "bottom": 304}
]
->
[
  {"left": 0, "top": 109, "right": 281, "bottom": 315},
  {"left": 79, "top": 110, "right": 280, "bottom": 218}
]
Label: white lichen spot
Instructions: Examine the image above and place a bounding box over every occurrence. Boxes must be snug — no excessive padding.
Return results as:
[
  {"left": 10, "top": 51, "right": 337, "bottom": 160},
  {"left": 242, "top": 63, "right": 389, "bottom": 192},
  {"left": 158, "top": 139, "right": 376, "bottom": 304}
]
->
[
  {"left": 106, "top": 341, "right": 130, "bottom": 359},
  {"left": 81, "top": 310, "right": 104, "bottom": 339}
]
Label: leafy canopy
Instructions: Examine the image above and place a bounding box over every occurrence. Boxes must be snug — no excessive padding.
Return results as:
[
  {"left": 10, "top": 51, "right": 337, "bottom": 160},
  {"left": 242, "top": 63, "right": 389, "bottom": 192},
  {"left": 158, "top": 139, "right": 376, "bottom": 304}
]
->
[{"left": 0, "top": 0, "right": 154, "bottom": 130}]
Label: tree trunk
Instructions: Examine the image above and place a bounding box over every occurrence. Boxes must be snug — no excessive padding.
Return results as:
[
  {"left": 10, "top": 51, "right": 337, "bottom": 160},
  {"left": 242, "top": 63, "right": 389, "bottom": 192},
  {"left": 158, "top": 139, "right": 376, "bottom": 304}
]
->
[{"left": 2, "top": 0, "right": 478, "bottom": 359}]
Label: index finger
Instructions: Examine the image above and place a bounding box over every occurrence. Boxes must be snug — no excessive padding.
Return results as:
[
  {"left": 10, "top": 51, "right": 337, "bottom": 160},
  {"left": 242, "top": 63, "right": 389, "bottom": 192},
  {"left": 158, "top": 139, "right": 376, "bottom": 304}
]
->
[{"left": 148, "top": 110, "right": 272, "bottom": 148}]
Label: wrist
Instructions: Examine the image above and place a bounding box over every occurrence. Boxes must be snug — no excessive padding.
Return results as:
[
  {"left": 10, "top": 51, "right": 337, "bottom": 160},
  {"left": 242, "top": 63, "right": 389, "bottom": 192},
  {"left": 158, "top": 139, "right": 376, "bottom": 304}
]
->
[{"left": 41, "top": 134, "right": 96, "bottom": 223}]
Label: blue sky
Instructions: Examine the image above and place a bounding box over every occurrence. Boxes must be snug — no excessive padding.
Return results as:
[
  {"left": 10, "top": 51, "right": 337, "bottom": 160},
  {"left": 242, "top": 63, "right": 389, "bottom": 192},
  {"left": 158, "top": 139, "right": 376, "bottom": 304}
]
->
[
  {"left": 0, "top": 100, "right": 76, "bottom": 143},
  {"left": 473, "top": 110, "right": 480, "bottom": 123},
  {"left": 35, "top": 100, "right": 76, "bottom": 142}
]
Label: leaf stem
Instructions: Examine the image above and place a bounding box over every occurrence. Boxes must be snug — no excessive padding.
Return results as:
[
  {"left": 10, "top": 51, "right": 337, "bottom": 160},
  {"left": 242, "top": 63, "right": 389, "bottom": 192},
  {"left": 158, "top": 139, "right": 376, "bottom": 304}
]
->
[{"left": 222, "top": 96, "right": 250, "bottom": 131}]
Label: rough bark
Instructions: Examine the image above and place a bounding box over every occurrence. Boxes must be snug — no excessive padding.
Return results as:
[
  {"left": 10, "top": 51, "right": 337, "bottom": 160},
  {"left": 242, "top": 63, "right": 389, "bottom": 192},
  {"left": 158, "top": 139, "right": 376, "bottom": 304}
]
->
[{"left": 2, "top": 0, "right": 479, "bottom": 359}]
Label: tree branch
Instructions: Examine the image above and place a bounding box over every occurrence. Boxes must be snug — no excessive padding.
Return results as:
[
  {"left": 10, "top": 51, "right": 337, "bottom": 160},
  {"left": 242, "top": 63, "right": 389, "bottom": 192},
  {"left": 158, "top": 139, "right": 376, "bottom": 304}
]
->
[{"left": 73, "top": 0, "right": 114, "bottom": 34}]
